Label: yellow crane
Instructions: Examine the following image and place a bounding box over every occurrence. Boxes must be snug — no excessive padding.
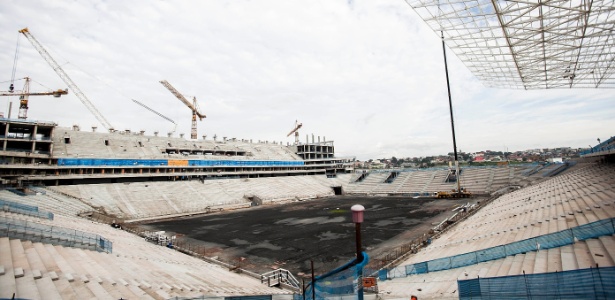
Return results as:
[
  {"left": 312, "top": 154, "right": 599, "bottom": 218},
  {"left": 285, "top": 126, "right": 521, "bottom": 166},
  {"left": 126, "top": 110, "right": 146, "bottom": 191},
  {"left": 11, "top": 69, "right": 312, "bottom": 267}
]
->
[
  {"left": 0, "top": 77, "right": 68, "bottom": 119},
  {"left": 287, "top": 120, "right": 302, "bottom": 145},
  {"left": 159, "top": 80, "right": 205, "bottom": 139},
  {"left": 19, "top": 28, "right": 114, "bottom": 131}
]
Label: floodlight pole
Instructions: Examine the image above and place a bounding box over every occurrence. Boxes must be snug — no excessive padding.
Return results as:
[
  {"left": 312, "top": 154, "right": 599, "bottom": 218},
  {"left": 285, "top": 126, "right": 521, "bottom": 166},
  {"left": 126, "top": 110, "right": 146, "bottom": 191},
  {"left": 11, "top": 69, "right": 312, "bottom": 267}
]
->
[
  {"left": 441, "top": 31, "right": 461, "bottom": 194},
  {"left": 352, "top": 204, "right": 365, "bottom": 300}
]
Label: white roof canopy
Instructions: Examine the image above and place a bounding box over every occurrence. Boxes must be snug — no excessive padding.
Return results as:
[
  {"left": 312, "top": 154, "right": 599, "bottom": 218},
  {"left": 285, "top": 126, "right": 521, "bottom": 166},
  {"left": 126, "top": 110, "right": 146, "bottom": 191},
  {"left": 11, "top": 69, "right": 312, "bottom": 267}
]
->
[{"left": 406, "top": 0, "right": 615, "bottom": 89}]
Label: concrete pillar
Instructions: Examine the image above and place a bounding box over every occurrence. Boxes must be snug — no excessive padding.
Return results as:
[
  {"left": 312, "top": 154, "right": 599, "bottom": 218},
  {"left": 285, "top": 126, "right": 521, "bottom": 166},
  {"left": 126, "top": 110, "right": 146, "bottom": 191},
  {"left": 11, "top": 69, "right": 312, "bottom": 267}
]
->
[{"left": 31, "top": 124, "right": 39, "bottom": 153}]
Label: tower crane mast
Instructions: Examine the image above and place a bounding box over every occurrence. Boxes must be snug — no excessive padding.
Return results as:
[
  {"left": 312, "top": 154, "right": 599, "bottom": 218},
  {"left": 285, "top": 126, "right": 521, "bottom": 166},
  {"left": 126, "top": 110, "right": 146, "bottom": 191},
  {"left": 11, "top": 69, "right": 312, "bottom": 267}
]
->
[
  {"left": 159, "top": 80, "right": 205, "bottom": 139},
  {"left": 287, "top": 120, "right": 302, "bottom": 145},
  {"left": 18, "top": 28, "right": 114, "bottom": 131}
]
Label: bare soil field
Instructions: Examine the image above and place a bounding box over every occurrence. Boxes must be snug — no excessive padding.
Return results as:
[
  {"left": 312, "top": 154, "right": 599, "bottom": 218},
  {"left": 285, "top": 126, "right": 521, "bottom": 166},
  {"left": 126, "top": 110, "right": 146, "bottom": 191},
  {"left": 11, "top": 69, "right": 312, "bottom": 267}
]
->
[{"left": 142, "top": 195, "right": 481, "bottom": 277}]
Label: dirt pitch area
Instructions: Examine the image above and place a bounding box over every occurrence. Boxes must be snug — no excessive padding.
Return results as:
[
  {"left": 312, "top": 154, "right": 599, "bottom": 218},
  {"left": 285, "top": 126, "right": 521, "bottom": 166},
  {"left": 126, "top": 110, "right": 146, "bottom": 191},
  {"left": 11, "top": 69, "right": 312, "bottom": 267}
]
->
[{"left": 141, "top": 195, "right": 480, "bottom": 276}]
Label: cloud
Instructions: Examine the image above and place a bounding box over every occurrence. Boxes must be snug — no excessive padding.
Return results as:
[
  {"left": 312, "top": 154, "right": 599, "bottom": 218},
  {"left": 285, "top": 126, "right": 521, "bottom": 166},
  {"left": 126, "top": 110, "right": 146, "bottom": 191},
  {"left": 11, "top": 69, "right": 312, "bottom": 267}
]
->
[{"left": 1, "top": 0, "right": 613, "bottom": 161}]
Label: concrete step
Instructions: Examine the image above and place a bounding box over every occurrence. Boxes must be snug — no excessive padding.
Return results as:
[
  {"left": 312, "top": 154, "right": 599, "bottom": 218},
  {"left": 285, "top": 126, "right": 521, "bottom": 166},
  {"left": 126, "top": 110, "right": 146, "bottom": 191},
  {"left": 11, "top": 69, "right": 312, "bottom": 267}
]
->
[
  {"left": 34, "top": 276, "right": 63, "bottom": 300},
  {"left": 495, "top": 255, "right": 515, "bottom": 277},
  {"left": 99, "top": 280, "right": 137, "bottom": 300},
  {"left": 573, "top": 241, "right": 595, "bottom": 269},
  {"left": 546, "top": 248, "right": 562, "bottom": 273},
  {"left": 51, "top": 277, "right": 80, "bottom": 300},
  {"left": 32, "top": 242, "right": 61, "bottom": 273},
  {"left": 10, "top": 239, "right": 42, "bottom": 300},
  {"left": 559, "top": 245, "right": 578, "bottom": 271},
  {"left": 520, "top": 251, "right": 537, "bottom": 274},
  {"left": 597, "top": 235, "right": 615, "bottom": 264},
  {"left": 585, "top": 238, "right": 614, "bottom": 267},
  {"left": 85, "top": 281, "right": 116, "bottom": 300},
  {"left": 507, "top": 253, "right": 526, "bottom": 276},
  {"left": 533, "top": 250, "right": 548, "bottom": 273},
  {"left": 43, "top": 244, "right": 76, "bottom": 275},
  {"left": 0, "top": 237, "right": 17, "bottom": 299}
]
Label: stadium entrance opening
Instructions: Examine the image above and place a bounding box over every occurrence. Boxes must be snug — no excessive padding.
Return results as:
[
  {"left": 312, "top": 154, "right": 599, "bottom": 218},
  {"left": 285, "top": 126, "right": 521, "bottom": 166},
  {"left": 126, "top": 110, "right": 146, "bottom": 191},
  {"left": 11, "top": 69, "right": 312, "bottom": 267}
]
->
[{"left": 332, "top": 186, "right": 343, "bottom": 195}]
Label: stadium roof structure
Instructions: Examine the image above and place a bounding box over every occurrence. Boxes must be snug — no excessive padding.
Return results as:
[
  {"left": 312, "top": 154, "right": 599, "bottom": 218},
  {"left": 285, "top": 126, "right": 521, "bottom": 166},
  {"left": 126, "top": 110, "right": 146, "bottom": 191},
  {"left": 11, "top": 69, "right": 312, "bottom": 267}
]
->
[{"left": 405, "top": 0, "right": 615, "bottom": 89}]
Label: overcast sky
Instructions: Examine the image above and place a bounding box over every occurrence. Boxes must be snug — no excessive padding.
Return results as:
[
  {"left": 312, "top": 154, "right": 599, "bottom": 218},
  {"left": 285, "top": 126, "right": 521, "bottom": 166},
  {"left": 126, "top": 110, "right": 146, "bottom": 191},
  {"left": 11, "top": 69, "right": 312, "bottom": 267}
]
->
[{"left": 1, "top": 0, "right": 613, "bottom": 160}]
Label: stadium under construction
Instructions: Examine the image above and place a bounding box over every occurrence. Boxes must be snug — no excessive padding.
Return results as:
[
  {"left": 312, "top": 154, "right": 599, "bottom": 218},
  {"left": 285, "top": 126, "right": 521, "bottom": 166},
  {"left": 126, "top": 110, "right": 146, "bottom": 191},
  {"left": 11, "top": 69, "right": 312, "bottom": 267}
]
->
[
  {"left": 1, "top": 115, "right": 614, "bottom": 299},
  {"left": 2, "top": 0, "right": 615, "bottom": 298}
]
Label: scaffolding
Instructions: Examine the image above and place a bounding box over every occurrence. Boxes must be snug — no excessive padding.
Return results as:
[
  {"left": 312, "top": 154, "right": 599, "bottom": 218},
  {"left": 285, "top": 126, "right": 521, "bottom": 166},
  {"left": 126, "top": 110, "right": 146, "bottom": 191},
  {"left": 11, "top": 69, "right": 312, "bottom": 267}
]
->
[{"left": 405, "top": 0, "right": 615, "bottom": 89}]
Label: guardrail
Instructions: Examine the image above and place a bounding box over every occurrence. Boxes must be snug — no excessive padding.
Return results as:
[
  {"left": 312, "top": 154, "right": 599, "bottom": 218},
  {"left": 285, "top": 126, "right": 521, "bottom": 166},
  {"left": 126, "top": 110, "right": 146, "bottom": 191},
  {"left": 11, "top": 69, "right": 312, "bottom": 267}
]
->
[
  {"left": 382, "top": 217, "right": 615, "bottom": 280},
  {"left": 1, "top": 199, "right": 54, "bottom": 220},
  {"left": 0, "top": 216, "right": 112, "bottom": 253},
  {"left": 261, "top": 268, "right": 301, "bottom": 291},
  {"left": 459, "top": 265, "right": 615, "bottom": 299}
]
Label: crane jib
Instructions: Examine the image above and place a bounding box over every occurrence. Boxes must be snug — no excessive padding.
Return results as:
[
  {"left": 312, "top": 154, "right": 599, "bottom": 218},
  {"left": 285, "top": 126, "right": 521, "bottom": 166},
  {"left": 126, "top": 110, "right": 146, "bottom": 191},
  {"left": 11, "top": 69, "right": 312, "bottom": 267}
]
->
[{"left": 19, "top": 27, "right": 114, "bottom": 131}]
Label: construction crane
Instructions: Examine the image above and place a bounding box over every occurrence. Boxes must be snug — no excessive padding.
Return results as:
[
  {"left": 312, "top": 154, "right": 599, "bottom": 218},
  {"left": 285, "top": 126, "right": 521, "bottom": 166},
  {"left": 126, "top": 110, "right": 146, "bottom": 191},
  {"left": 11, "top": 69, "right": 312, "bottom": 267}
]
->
[
  {"left": 131, "top": 99, "right": 177, "bottom": 134},
  {"left": 0, "top": 77, "right": 68, "bottom": 119},
  {"left": 18, "top": 28, "right": 114, "bottom": 131},
  {"left": 159, "top": 80, "right": 205, "bottom": 139},
  {"left": 287, "top": 120, "right": 302, "bottom": 145}
]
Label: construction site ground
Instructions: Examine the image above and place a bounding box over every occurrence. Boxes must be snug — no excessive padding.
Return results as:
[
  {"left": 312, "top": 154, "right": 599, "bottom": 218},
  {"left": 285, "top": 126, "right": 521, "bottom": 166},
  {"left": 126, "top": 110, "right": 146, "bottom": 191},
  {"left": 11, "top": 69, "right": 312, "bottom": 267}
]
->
[{"left": 140, "top": 195, "right": 483, "bottom": 278}]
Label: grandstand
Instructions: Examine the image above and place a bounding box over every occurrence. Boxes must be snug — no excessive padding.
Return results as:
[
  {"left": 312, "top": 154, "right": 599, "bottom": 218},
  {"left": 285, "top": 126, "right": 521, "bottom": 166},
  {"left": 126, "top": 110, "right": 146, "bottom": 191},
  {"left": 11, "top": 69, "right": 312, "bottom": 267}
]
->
[
  {"left": 47, "top": 175, "right": 345, "bottom": 220},
  {"left": 345, "top": 165, "right": 547, "bottom": 196},
  {"left": 1, "top": 118, "right": 614, "bottom": 299},
  {"left": 0, "top": 119, "right": 356, "bottom": 298},
  {"left": 0, "top": 210, "right": 292, "bottom": 299},
  {"left": 377, "top": 160, "right": 615, "bottom": 299}
]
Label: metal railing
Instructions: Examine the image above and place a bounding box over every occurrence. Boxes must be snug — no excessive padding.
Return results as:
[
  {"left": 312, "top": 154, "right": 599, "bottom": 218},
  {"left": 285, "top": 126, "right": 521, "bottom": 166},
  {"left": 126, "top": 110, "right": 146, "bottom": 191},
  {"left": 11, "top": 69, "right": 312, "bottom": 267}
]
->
[
  {"left": 0, "top": 216, "right": 112, "bottom": 253},
  {"left": 261, "top": 268, "right": 301, "bottom": 291},
  {"left": 1, "top": 199, "right": 54, "bottom": 220},
  {"left": 383, "top": 217, "right": 615, "bottom": 280}
]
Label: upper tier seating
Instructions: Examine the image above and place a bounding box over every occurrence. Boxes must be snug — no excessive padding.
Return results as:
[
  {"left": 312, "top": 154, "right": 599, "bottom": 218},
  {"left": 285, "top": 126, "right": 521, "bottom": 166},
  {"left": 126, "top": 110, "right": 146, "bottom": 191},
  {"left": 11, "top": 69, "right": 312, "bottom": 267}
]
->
[{"left": 54, "top": 127, "right": 302, "bottom": 161}]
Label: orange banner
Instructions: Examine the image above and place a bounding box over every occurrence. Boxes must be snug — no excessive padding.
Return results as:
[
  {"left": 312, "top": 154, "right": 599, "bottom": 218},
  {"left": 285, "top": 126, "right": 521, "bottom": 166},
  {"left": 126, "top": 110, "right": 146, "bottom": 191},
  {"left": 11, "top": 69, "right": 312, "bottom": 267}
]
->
[{"left": 168, "top": 160, "right": 188, "bottom": 166}]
